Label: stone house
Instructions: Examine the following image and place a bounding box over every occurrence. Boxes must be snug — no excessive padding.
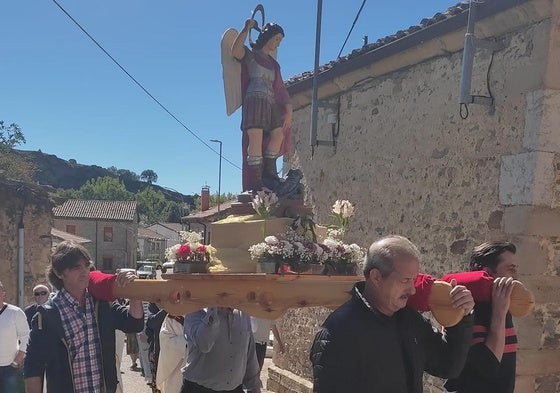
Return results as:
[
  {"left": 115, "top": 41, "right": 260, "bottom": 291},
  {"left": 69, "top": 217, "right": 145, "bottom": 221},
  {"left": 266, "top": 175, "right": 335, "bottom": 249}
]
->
[
  {"left": 269, "top": 0, "right": 560, "bottom": 392},
  {"left": 137, "top": 226, "right": 166, "bottom": 262},
  {"left": 146, "top": 222, "right": 183, "bottom": 250},
  {"left": 53, "top": 199, "right": 138, "bottom": 272},
  {"left": 0, "top": 178, "right": 54, "bottom": 308},
  {"left": 51, "top": 227, "right": 92, "bottom": 247}
]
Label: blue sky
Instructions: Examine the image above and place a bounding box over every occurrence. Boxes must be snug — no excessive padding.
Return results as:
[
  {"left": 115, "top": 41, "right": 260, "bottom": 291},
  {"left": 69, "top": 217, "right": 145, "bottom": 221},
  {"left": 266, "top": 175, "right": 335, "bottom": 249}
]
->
[{"left": 1, "top": 1, "right": 458, "bottom": 196}]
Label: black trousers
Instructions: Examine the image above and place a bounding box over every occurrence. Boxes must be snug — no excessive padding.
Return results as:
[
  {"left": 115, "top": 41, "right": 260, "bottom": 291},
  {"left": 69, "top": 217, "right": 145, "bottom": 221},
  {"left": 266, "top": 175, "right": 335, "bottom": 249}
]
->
[
  {"left": 255, "top": 342, "right": 267, "bottom": 371},
  {"left": 180, "top": 379, "right": 243, "bottom": 393}
]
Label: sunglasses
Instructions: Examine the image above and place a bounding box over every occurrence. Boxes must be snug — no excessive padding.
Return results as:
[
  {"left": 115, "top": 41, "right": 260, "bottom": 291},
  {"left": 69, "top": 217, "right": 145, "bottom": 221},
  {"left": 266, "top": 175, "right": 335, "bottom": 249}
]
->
[{"left": 34, "top": 291, "right": 48, "bottom": 296}]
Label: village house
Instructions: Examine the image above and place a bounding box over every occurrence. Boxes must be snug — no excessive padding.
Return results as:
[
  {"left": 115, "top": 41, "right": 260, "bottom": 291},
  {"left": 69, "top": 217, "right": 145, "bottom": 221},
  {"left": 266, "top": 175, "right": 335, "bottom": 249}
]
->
[
  {"left": 146, "top": 221, "right": 183, "bottom": 249},
  {"left": 51, "top": 227, "right": 92, "bottom": 247},
  {"left": 52, "top": 199, "right": 138, "bottom": 272},
  {"left": 267, "top": 0, "right": 560, "bottom": 392},
  {"left": 137, "top": 226, "right": 166, "bottom": 262}
]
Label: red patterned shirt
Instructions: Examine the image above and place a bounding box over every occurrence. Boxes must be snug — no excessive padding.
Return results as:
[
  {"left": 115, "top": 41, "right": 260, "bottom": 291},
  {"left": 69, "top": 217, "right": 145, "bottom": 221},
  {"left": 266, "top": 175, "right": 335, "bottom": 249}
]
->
[{"left": 53, "top": 289, "right": 103, "bottom": 393}]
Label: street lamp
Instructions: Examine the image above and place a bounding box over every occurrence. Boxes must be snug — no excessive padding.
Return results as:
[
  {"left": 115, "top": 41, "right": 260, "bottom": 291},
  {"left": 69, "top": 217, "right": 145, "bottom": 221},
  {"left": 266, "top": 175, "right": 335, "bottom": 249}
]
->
[{"left": 210, "top": 139, "right": 222, "bottom": 212}]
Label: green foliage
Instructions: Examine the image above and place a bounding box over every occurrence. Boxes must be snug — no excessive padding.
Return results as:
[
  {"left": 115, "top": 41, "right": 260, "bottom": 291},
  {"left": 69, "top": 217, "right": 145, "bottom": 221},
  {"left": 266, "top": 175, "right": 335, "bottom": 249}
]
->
[
  {"left": 58, "top": 177, "right": 134, "bottom": 200},
  {"left": 140, "top": 169, "right": 158, "bottom": 184},
  {"left": 56, "top": 179, "right": 184, "bottom": 224},
  {"left": 136, "top": 186, "right": 182, "bottom": 224},
  {"left": 0, "top": 151, "right": 35, "bottom": 181},
  {"left": 0, "top": 121, "right": 35, "bottom": 181},
  {"left": 116, "top": 169, "right": 139, "bottom": 183},
  {"left": 0, "top": 121, "right": 25, "bottom": 150}
]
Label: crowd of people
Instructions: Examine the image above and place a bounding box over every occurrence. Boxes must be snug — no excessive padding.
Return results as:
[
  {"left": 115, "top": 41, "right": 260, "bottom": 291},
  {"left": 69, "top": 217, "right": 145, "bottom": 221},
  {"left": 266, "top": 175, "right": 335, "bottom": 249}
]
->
[{"left": 0, "top": 235, "right": 521, "bottom": 393}]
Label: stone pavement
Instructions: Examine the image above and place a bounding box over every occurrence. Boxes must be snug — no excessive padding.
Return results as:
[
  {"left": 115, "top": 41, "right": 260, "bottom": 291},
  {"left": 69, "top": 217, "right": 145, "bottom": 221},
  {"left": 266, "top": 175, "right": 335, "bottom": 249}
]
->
[{"left": 119, "top": 346, "right": 273, "bottom": 393}]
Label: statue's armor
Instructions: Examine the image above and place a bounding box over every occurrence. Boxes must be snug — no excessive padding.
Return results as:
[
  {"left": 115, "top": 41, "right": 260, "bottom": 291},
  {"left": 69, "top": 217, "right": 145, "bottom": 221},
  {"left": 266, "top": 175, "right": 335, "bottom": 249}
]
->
[{"left": 245, "top": 53, "right": 275, "bottom": 101}]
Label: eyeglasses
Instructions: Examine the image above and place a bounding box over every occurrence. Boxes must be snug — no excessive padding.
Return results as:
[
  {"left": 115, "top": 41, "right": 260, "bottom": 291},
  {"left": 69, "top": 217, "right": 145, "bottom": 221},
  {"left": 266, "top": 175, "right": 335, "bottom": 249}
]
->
[{"left": 34, "top": 291, "right": 48, "bottom": 296}]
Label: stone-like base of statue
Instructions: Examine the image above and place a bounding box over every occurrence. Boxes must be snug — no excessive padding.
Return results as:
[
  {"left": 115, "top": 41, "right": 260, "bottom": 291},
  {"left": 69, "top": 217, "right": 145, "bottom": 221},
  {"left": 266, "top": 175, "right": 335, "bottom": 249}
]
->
[
  {"left": 211, "top": 215, "right": 293, "bottom": 272},
  {"left": 211, "top": 171, "right": 318, "bottom": 273},
  {"left": 233, "top": 167, "right": 310, "bottom": 216},
  {"left": 230, "top": 192, "right": 312, "bottom": 217}
]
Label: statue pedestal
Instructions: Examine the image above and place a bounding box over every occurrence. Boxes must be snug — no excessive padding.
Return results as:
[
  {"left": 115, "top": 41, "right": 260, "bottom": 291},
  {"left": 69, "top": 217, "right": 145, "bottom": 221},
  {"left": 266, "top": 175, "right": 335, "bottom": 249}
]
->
[
  {"left": 211, "top": 215, "right": 293, "bottom": 272},
  {"left": 230, "top": 192, "right": 312, "bottom": 217}
]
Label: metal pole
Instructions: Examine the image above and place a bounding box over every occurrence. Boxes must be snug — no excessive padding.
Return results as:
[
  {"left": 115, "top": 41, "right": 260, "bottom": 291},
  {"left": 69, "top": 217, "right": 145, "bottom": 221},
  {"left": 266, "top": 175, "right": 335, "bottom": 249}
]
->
[
  {"left": 309, "top": 0, "right": 323, "bottom": 155},
  {"left": 210, "top": 140, "right": 223, "bottom": 212},
  {"left": 18, "top": 221, "right": 25, "bottom": 308}
]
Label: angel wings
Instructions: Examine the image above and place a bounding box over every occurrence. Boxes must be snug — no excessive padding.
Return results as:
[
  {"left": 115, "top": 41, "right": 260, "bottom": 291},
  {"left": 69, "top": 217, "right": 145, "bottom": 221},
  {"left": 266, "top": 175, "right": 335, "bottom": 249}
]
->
[{"left": 221, "top": 28, "right": 242, "bottom": 116}]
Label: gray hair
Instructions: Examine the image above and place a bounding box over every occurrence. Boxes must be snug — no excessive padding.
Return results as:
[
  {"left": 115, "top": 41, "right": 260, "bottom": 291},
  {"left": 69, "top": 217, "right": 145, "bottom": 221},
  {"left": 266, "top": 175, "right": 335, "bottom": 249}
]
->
[{"left": 363, "top": 235, "right": 421, "bottom": 278}]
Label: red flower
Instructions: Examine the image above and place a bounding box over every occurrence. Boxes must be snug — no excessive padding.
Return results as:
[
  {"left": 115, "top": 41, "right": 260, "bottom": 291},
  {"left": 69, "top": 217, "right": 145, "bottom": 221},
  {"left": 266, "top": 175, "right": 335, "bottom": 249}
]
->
[
  {"left": 196, "top": 245, "right": 207, "bottom": 253},
  {"left": 177, "top": 244, "right": 191, "bottom": 259}
]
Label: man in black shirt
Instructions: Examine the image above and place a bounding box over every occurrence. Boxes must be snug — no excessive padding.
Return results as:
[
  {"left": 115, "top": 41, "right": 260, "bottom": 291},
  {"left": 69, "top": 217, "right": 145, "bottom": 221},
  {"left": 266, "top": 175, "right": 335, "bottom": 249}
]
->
[
  {"left": 444, "top": 241, "right": 519, "bottom": 393},
  {"left": 310, "top": 235, "right": 475, "bottom": 393},
  {"left": 24, "top": 284, "right": 50, "bottom": 327}
]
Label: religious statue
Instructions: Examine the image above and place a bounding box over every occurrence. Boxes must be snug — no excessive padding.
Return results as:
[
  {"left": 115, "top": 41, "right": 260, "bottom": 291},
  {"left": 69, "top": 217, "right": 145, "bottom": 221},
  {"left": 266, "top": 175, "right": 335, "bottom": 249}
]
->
[{"left": 222, "top": 5, "right": 293, "bottom": 194}]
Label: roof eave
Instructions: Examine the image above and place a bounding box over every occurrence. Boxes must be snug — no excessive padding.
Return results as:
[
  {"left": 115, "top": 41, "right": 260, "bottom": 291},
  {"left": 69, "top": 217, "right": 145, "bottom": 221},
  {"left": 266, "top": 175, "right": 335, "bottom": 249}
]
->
[{"left": 287, "top": 0, "right": 530, "bottom": 96}]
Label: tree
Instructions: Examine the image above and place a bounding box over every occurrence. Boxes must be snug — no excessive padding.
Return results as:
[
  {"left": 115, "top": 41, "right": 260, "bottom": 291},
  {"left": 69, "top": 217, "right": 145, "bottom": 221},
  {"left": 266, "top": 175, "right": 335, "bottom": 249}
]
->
[
  {"left": 0, "top": 121, "right": 25, "bottom": 150},
  {"left": 116, "top": 169, "right": 139, "bottom": 183},
  {"left": 136, "top": 186, "right": 180, "bottom": 224},
  {"left": 59, "top": 177, "right": 134, "bottom": 200},
  {"left": 140, "top": 169, "right": 158, "bottom": 184},
  {"left": 0, "top": 121, "right": 34, "bottom": 181}
]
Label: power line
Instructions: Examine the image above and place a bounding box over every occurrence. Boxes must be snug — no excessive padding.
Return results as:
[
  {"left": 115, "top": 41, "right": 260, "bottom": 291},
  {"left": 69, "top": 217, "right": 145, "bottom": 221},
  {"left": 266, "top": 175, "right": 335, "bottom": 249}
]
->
[
  {"left": 51, "top": 0, "right": 241, "bottom": 171},
  {"left": 337, "top": 0, "right": 368, "bottom": 58}
]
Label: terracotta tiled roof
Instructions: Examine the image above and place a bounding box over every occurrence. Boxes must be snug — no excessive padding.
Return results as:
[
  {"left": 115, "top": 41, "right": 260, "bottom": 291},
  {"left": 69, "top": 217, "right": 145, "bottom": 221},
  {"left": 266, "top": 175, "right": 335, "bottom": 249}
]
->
[
  {"left": 286, "top": 0, "right": 523, "bottom": 90},
  {"left": 51, "top": 228, "right": 92, "bottom": 244},
  {"left": 138, "top": 226, "right": 167, "bottom": 240},
  {"left": 53, "top": 199, "right": 137, "bottom": 221}
]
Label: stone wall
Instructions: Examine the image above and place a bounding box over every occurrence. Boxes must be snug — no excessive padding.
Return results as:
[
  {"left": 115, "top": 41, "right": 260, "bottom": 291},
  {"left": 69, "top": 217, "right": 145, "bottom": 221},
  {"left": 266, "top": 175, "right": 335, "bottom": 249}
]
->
[
  {"left": 0, "top": 180, "right": 54, "bottom": 307},
  {"left": 272, "top": 1, "right": 560, "bottom": 392}
]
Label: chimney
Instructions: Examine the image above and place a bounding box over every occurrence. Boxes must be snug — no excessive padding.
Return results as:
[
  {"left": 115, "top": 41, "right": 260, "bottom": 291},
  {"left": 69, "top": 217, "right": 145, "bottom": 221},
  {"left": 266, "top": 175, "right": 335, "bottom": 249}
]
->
[{"left": 201, "top": 186, "right": 210, "bottom": 211}]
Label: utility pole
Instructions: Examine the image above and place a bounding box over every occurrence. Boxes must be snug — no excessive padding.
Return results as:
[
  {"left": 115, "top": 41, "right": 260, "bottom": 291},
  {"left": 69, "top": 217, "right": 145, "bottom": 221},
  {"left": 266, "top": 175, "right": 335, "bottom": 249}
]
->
[{"left": 210, "top": 139, "right": 223, "bottom": 212}]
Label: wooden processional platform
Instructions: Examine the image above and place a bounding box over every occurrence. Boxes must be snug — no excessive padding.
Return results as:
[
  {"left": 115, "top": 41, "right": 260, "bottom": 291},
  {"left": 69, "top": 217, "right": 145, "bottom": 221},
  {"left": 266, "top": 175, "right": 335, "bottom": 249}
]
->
[{"left": 113, "top": 273, "right": 361, "bottom": 319}]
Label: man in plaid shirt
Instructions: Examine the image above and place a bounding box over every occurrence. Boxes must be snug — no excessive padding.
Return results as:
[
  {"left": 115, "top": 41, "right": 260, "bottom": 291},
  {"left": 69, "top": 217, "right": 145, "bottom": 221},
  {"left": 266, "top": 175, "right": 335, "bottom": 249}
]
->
[{"left": 24, "top": 241, "right": 144, "bottom": 393}]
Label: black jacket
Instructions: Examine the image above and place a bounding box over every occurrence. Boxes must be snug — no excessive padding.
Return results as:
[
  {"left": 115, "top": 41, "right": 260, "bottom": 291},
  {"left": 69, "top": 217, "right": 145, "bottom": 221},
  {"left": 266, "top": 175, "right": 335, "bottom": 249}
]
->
[
  {"left": 24, "top": 303, "right": 39, "bottom": 328},
  {"left": 310, "top": 282, "right": 474, "bottom": 393},
  {"left": 24, "top": 297, "right": 144, "bottom": 393}
]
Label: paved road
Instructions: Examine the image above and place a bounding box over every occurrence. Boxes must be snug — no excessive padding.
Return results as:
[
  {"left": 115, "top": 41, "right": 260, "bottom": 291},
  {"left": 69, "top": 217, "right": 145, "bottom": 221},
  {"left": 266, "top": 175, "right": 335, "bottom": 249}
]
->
[{"left": 119, "top": 345, "right": 272, "bottom": 393}]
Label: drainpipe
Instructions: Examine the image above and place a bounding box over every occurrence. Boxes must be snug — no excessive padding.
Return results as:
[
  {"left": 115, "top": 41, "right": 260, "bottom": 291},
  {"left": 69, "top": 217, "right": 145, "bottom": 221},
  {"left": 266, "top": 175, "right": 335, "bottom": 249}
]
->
[{"left": 18, "top": 213, "right": 25, "bottom": 308}]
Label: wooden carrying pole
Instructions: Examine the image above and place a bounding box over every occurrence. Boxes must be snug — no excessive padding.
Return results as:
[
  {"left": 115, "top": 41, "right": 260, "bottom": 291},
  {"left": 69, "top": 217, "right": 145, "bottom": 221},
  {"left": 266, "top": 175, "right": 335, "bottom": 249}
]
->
[
  {"left": 111, "top": 274, "right": 533, "bottom": 325},
  {"left": 113, "top": 274, "right": 360, "bottom": 319}
]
